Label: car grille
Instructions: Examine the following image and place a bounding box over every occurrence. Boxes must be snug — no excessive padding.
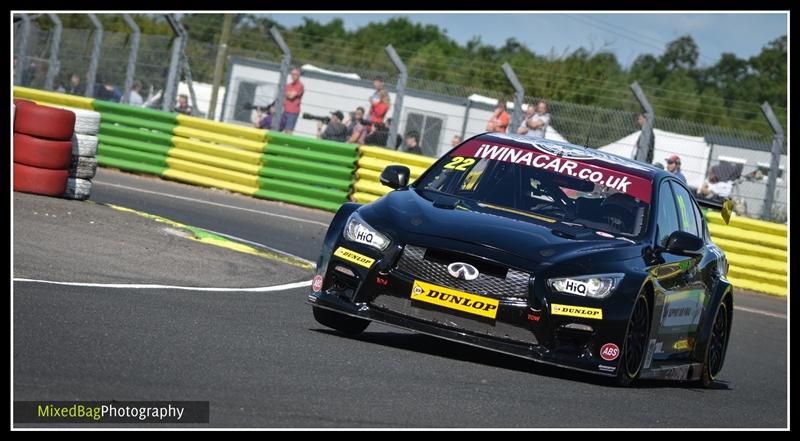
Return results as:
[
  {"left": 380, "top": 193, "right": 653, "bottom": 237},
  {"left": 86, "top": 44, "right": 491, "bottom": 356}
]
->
[
  {"left": 395, "top": 245, "right": 530, "bottom": 299},
  {"left": 371, "top": 293, "right": 538, "bottom": 345}
]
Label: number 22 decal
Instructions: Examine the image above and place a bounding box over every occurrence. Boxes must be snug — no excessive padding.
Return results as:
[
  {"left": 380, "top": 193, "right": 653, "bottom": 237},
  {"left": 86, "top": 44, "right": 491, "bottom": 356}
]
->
[{"left": 444, "top": 156, "right": 476, "bottom": 171}]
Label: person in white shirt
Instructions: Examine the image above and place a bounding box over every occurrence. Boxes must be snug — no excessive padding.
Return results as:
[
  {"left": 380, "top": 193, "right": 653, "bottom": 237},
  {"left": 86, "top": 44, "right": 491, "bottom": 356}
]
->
[
  {"left": 517, "top": 100, "right": 551, "bottom": 138},
  {"left": 698, "top": 164, "right": 734, "bottom": 199},
  {"left": 129, "top": 80, "right": 144, "bottom": 106}
]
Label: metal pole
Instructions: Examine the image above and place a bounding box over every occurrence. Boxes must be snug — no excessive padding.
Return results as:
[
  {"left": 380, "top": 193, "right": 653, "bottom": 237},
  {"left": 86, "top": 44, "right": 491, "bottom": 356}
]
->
[
  {"left": 44, "top": 13, "right": 63, "bottom": 91},
  {"left": 121, "top": 14, "right": 140, "bottom": 104},
  {"left": 460, "top": 98, "right": 471, "bottom": 140},
  {"left": 760, "top": 102, "right": 785, "bottom": 220},
  {"left": 173, "top": 18, "right": 198, "bottom": 115},
  {"left": 269, "top": 26, "right": 291, "bottom": 131},
  {"left": 630, "top": 81, "right": 655, "bottom": 163},
  {"left": 84, "top": 14, "right": 103, "bottom": 98},
  {"left": 502, "top": 63, "right": 524, "bottom": 134},
  {"left": 163, "top": 14, "right": 184, "bottom": 112},
  {"left": 385, "top": 45, "right": 406, "bottom": 150},
  {"left": 208, "top": 14, "right": 233, "bottom": 120},
  {"left": 219, "top": 56, "right": 234, "bottom": 122},
  {"left": 14, "top": 14, "right": 32, "bottom": 85}
]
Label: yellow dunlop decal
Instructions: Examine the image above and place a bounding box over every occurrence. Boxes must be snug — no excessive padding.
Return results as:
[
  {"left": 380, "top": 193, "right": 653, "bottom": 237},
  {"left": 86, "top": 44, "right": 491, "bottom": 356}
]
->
[
  {"left": 333, "top": 247, "right": 375, "bottom": 269},
  {"left": 410, "top": 280, "right": 499, "bottom": 319},
  {"left": 551, "top": 303, "right": 603, "bottom": 320}
]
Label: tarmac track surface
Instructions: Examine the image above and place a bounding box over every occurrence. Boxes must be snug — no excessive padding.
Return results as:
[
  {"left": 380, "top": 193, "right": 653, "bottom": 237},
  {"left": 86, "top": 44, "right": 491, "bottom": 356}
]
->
[{"left": 13, "top": 168, "right": 788, "bottom": 428}]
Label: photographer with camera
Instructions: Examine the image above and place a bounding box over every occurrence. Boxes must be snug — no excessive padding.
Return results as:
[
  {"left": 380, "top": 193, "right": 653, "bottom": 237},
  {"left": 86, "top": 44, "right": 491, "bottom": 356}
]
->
[
  {"left": 315, "top": 110, "right": 348, "bottom": 142},
  {"left": 253, "top": 101, "right": 287, "bottom": 131}
]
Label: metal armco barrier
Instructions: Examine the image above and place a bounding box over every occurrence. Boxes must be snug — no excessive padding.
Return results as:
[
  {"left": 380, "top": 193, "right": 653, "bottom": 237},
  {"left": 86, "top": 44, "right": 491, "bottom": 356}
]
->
[{"left": 13, "top": 86, "right": 789, "bottom": 297}]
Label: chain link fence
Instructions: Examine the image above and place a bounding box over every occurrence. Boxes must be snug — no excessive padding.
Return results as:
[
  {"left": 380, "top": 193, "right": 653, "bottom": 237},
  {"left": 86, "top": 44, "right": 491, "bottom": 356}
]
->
[{"left": 12, "top": 14, "right": 787, "bottom": 222}]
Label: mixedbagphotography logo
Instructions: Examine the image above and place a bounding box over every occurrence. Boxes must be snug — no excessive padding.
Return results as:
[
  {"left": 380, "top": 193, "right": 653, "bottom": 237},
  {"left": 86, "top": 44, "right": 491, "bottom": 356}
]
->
[{"left": 14, "top": 401, "right": 209, "bottom": 424}]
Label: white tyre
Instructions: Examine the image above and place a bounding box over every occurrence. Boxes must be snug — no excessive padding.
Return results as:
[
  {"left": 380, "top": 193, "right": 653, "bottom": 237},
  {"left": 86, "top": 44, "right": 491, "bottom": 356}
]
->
[
  {"left": 63, "top": 178, "right": 92, "bottom": 200},
  {"left": 51, "top": 105, "right": 101, "bottom": 135},
  {"left": 69, "top": 155, "right": 98, "bottom": 179},
  {"left": 72, "top": 133, "right": 98, "bottom": 157}
]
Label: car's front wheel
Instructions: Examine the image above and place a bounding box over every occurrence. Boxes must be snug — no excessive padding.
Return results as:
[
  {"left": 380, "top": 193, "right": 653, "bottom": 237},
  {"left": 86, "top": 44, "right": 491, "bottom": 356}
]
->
[
  {"left": 697, "top": 301, "right": 729, "bottom": 388},
  {"left": 312, "top": 306, "right": 370, "bottom": 335},
  {"left": 617, "top": 293, "right": 650, "bottom": 386}
]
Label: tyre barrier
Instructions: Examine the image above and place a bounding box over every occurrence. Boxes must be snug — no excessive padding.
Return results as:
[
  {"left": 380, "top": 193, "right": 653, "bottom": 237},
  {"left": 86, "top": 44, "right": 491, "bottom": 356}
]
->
[
  {"left": 69, "top": 155, "right": 98, "bottom": 179},
  {"left": 13, "top": 100, "right": 75, "bottom": 198},
  {"left": 13, "top": 133, "right": 73, "bottom": 170},
  {"left": 72, "top": 133, "right": 98, "bottom": 157},
  {"left": 13, "top": 162, "right": 69, "bottom": 196},
  {"left": 63, "top": 178, "right": 93, "bottom": 200},
  {"left": 14, "top": 101, "right": 76, "bottom": 141}
]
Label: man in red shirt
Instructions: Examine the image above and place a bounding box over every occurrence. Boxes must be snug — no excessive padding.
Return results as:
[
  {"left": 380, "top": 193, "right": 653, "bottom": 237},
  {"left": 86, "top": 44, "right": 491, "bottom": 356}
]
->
[{"left": 282, "top": 67, "right": 304, "bottom": 134}]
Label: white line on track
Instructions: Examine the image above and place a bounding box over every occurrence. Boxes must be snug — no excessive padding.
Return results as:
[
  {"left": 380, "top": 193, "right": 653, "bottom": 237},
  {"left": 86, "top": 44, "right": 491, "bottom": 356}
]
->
[
  {"left": 733, "top": 305, "right": 787, "bottom": 320},
  {"left": 13, "top": 278, "right": 311, "bottom": 292},
  {"left": 93, "top": 181, "right": 331, "bottom": 228}
]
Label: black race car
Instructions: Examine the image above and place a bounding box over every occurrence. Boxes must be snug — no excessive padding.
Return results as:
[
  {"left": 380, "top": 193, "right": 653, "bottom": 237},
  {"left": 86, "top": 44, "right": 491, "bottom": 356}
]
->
[{"left": 309, "top": 132, "right": 733, "bottom": 387}]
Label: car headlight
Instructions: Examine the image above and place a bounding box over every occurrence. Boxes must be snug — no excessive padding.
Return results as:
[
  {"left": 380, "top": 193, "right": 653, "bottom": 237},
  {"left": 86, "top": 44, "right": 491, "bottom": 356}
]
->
[
  {"left": 343, "top": 214, "right": 390, "bottom": 251},
  {"left": 547, "top": 273, "right": 625, "bottom": 299}
]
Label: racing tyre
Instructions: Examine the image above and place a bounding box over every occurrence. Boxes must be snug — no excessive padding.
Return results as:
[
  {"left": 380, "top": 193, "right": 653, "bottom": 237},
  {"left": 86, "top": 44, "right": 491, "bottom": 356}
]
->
[
  {"left": 64, "top": 107, "right": 101, "bottom": 135},
  {"left": 14, "top": 162, "right": 69, "bottom": 196},
  {"left": 63, "top": 178, "right": 92, "bottom": 200},
  {"left": 69, "top": 155, "right": 98, "bottom": 179},
  {"left": 72, "top": 133, "right": 98, "bottom": 157},
  {"left": 13, "top": 133, "right": 73, "bottom": 170},
  {"left": 313, "top": 306, "right": 370, "bottom": 336},
  {"left": 617, "top": 292, "right": 650, "bottom": 386},
  {"left": 697, "top": 301, "right": 730, "bottom": 388},
  {"left": 14, "top": 103, "right": 76, "bottom": 140}
]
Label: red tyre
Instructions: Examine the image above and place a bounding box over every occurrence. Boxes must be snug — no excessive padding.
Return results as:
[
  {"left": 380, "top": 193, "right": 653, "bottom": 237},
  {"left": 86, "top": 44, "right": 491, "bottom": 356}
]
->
[
  {"left": 14, "top": 98, "right": 36, "bottom": 107},
  {"left": 13, "top": 133, "right": 73, "bottom": 170},
  {"left": 14, "top": 103, "right": 76, "bottom": 140},
  {"left": 14, "top": 162, "right": 69, "bottom": 196}
]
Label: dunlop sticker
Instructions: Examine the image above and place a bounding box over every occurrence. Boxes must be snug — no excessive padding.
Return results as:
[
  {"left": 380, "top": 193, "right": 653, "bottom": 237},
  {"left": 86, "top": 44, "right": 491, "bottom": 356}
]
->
[{"left": 410, "top": 280, "right": 499, "bottom": 319}]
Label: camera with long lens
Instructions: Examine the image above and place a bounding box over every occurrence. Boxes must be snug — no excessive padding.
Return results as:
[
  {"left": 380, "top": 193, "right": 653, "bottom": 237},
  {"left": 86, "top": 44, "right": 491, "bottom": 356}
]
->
[
  {"left": 302, "top": 113, "right": 331, "bottom": 124},
  {"left": 242, "top": 102, "right": 268, "bottom": 112}
]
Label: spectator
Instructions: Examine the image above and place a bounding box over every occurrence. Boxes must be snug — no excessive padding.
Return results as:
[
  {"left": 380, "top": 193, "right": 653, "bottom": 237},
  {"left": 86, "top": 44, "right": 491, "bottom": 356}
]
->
[
  {"left": 174, "top": 94, "right": 193, "bottom": 115},
  {"left": 94, "top": 75, "right": 122, "bottom": 102},
  {"left": 486, "top": 99, "right": 510, "bottom": 133},
  {"left": 518, "top": 100, "right": 551, "bottom": 138},
  {"left": 254, "top": 101, "right": 287, "bottom": 131},
  {"left": 129, "top": 80, "right": 144, "bottom": 106},
  {"left": 364, "top": 118, "right": 402, "bottom": 149},
  {"left": 58, "top": 73, "right": 84, "bottom": 96},
  {"left": 697, "top": 164, "right": 735, "bottom": 201},
  {"left": 404, "top": 131, "right": 422, "bottom": 155},
  {"left": 368, "top": 76, "right": 384, "bottom": 118},
  {"left": 368, "top": 90, "right": 390, "bottom": 125},
  {"left": 346, "top": 107, "right": 368, "bottom": 144},
  {"left": 282, "top": 67, "right": 304, "bottom": 134},
  {"left": 451, "top": 134, "right": 462, "bottom": 147},
  {"left": 317, "top": 110, "right": 348, "bottom": 142},
  {"left": 653, "top": 162, "right": 665, "bottom": 170},
  {"left": 665, "top": 155, "right": 687, "bottom": 184},
  {"left": 635, "top": 113, "right": 655, "bottom": 164}
]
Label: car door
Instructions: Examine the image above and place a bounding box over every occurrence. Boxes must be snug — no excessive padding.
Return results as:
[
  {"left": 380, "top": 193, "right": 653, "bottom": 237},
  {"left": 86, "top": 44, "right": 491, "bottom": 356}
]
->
[{"left": 646, "top": 180, "right": 708, "bottom": 367}]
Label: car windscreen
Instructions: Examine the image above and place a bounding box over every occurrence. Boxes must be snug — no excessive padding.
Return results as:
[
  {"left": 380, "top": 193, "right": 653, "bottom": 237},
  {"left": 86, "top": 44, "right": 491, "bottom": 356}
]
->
[{"left": 414, "top": 137, "right": 653, "bottom": 238}]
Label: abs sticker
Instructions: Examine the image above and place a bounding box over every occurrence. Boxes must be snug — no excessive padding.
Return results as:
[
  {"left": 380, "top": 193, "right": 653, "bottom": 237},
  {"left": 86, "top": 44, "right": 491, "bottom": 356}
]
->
[
  {"left": 551, "top": 303, "right": 603, "bottom": 320},
  {"left": 312, "top": 275, "right": 323, "bottom": 292},
  {"left": 600, "top": 343, "right": 620, "bottom": 361}
]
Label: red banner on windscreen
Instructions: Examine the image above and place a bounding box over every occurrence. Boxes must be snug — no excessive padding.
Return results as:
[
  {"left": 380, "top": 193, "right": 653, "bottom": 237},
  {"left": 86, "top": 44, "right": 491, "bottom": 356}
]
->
[{"left": 452, "top": 141, "right": 652, "bottom": 203}]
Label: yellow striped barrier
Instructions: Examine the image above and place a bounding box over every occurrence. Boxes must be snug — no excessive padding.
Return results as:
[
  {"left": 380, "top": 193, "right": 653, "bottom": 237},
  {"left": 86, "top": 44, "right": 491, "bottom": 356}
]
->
[
  {"left": 14, "top": 86, "right": 95, "bottom": 110},
  {"left": 172, "top": 126, "right": 266, "bottom": 153},
  {"left": 175, "top": 114, "right": 267, "bottom": 142},
  {"left": 165, "top": 157, "right": 261, "bottom": 188}
]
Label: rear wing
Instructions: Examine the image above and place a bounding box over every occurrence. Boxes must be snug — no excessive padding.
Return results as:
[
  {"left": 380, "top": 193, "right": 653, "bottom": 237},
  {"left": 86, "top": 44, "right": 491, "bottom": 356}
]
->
[{"left": 695, "top": 197, "right": 734, "bottom": 224}]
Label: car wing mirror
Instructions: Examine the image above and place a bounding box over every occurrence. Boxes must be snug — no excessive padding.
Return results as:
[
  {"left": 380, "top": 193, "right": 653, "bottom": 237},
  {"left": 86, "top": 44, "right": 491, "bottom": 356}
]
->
[
  {"left": 665, "top": 231, "right": 704, "bottom": 256},
  {"left": 380, "top": 165, "right": 410, "bottom": 189}
]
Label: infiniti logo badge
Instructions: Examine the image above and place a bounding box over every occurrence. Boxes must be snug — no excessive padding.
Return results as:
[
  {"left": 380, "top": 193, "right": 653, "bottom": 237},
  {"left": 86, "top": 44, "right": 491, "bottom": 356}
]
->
[{"left": 447, "top": 262, "right": 480, "bottom": 281}]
